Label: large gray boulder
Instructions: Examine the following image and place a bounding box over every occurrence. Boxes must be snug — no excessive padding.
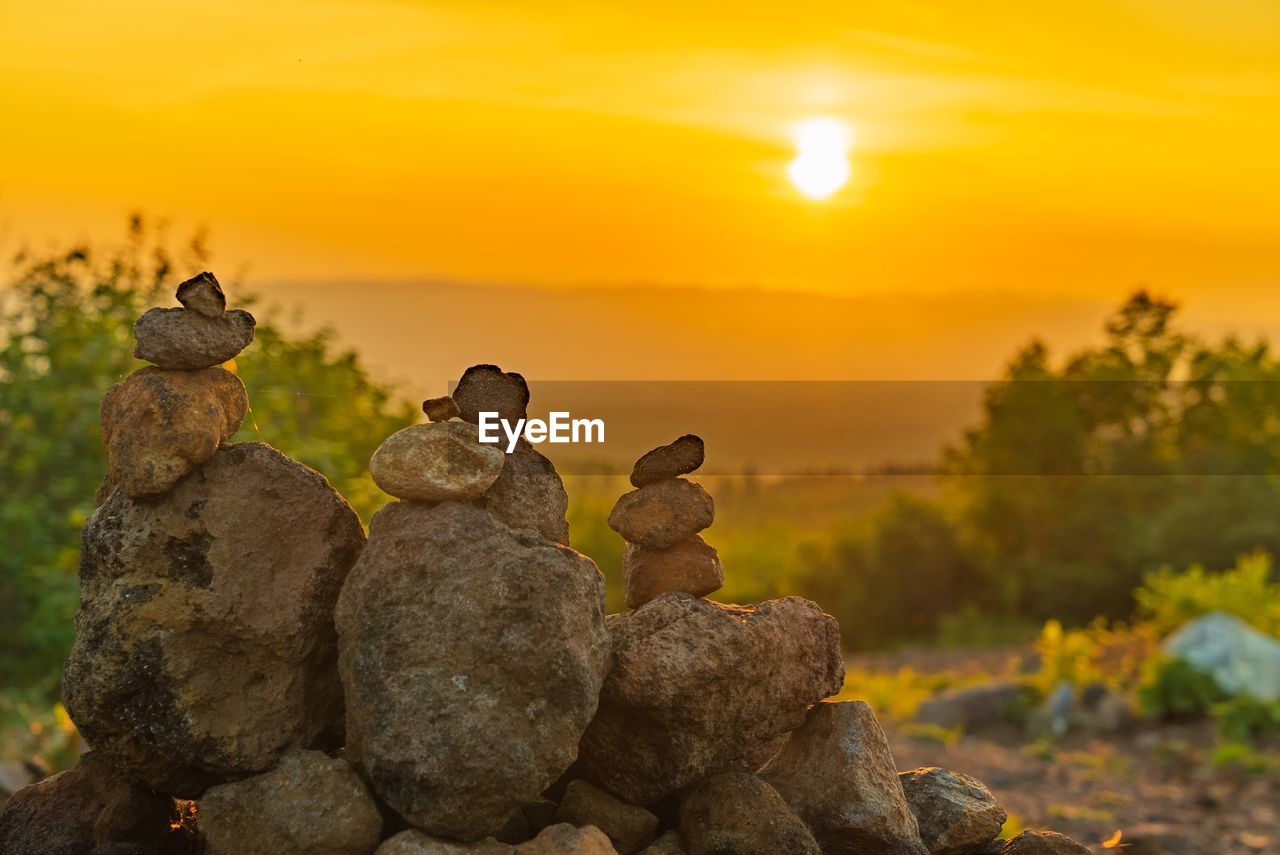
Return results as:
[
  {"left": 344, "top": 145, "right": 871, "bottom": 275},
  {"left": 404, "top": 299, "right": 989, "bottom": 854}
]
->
[
  {"left": 1163, "top": 611, "right": 1280, "bottom": 702},
  {"left": 761, "top": 701, "right": 928, "bottom": 855},
  {"left": 63, "top": 443, "right": 366, "bottom": 796},
  {"left": 577, "top": 593, "right": 844, "bottom": 804},
  {"left": 335, "top": 501, "right": 610, "bottom": 841}
]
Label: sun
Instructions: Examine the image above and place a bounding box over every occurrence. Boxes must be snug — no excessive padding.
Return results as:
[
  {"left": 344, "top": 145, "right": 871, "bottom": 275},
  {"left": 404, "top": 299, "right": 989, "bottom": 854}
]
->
[{"left": 787, "top": 117, "right": 852, "bottom": 201}]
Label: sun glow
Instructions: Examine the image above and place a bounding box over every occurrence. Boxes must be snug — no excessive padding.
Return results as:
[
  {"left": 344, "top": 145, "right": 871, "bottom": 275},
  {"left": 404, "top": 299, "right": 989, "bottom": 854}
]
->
[{"left": 787, "top": 118, "right": 852, "bottom": 200}]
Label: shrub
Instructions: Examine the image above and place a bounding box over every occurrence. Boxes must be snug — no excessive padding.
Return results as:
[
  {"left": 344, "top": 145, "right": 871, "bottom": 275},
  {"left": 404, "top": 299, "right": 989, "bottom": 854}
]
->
[{"left": 1135, "top": 551, "right": 1280, "bottom": 637}]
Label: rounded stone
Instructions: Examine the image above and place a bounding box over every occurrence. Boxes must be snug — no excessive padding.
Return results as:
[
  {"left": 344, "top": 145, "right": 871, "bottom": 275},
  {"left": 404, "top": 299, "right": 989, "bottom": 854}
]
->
[
  {"left": 369, "top": 422, "right": 506, "bottom": 502},
  {"left": 622, "top": 535, "right": 723, "bottom": 609},
  {"left": 607, "top": 479, "right": 714, "bottom": 550},
  {"left": 133, "top": 307, "right": 256, "bottom": 370},
  {"left": 99, "top": 366, "right": 248, "bottom": 498},
  {"left": 199, "top": 751, "right": 383, "bottom": 855}
]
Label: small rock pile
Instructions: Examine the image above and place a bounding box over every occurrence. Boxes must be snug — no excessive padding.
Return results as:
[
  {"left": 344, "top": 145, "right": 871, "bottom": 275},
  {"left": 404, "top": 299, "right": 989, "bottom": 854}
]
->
[
  {"left": 0, "top": 283, "right": 1094, "bottom": 855},
  {"left": 607, "top": 435, "right": 722, "bottom": 609}
]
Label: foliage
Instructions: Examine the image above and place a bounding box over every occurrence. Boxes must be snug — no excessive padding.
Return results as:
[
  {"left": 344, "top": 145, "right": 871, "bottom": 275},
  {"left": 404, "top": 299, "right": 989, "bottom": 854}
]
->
[
  {"left": 1034, "top": 618, "right": 1158, "bottom": 695},
  {"left": 1138, "top": 656, "right": 1230, "bottom": 718},
  {"left": 0, "top": 218, "right": 416, "bottom": 700},
  {"left": 1134, "top": 552, "right": 1280, "bottom": 637}
]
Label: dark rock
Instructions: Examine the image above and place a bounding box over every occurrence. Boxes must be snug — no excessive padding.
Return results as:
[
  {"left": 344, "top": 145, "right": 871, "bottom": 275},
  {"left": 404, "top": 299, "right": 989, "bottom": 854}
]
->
[
  {"left": 369, "top": 422, "right": 505, "bottom": 502},
  {"left": 578, "top": 593, "right": 844, "bottom": 804},
  {"left": 678, "top": 771, "right": 819, "bottom": 855},
  {"left": 0, "top": 753, "right": 177, "bottom": 854},
  {"left": 915, "top": 684, "right": 1027, "bottom": 732},
  {"left": 622, "top": 536, "right": 722, "bottom": 608},
  {"left": 899, "top": 767, "right": 1006, "bottom": 854},
  {"left": 423, "top": 396, "right": 462, "bottom": 422},
  {"left": 63, "top": 443, "right": 365, "bottom": 796},
  {"left": 636, "top": 831, "right": 684, "bottom": 855},
  {"left": 999, "top": 831, "right": 1091, "bottom": 854},
  {"left": 133, "top": 307, "right": 256, "bottom": 370},
  {"left": 629, "top": 435, "right": 704, "bottom": 487},
  {"left": 92, "top": 845, "right": 164, "bottom": 855},
  {"left": 336, "top": 501, "right": 609, "bottom": 841},
  {"left": 521, "top": 798, "right": 560, "bottom": 834},
  {"left": 175, "top": 272, "right": 226, "bottom": 318},
  {"left": 761, "top": 701, "right": 928, "bottom": 855},
  {"left": 480, "top": 438, "right": 570, "bottom": 544},
  {"left": 453, "top": 364, "right": 530, "bottom": 425},
  {"left": 198, "top": 750, "right": 382, "bottom": 855},
  {"left": 607, "top": 480, "right": 714, "bottom": 550},
  {"left": 100, "top": 367, "right": 248, "bottom": 498},
  {"left": 556, "top": 780, "right": 658, "bottom": 854}
]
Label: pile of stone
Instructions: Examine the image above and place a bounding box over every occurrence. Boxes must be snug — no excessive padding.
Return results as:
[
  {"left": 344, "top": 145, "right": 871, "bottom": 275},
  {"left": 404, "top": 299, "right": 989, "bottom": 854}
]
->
[
  {"left": 0, "top": 279, "right": 1093, "bottom": 855},
  {"left": 606, "top": 435, "right": 723, "bottom": 610}
]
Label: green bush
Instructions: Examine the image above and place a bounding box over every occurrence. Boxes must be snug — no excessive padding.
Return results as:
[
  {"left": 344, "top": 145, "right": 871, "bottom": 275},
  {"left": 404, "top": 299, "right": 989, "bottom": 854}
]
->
[
  {"left": 1135, "top": 552, "right": 1280, "bottom": 637},
  {"left": 1139, "top": 656, "right": 1230, "bottom": 718}
]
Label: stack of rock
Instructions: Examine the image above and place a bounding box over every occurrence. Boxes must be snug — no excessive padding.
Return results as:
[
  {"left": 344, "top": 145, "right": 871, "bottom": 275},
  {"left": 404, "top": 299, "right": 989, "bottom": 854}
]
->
[
  {"left": 337, "top": 363, "right": 611, "bottom": 843},
  {"left": 0, "top": 298, "right": 1096, "bottom": 855},
  {"left": 607, "top": 435, "right": 723, "bottom": 609}
]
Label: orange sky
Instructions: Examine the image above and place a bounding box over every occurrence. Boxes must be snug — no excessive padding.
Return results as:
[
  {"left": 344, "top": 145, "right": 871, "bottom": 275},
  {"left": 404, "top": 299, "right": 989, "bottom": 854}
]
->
[{"left": 2, "top": 1, "right": 1279, "bottom": 377}]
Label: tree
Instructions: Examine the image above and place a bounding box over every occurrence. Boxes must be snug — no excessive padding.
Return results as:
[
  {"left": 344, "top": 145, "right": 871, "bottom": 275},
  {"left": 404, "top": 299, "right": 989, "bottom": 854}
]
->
[{"left": 0, "top": 218, "right": 416, "bottom": 697}]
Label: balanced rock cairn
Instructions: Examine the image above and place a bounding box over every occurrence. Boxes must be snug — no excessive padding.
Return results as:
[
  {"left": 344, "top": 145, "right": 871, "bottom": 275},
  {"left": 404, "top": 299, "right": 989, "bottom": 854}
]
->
[
  {"left": 608, "top": 435, "right": 722, "bottom": 608},
  {"left": 0, "top": 320, "right": 1095, "bottom": 855}
]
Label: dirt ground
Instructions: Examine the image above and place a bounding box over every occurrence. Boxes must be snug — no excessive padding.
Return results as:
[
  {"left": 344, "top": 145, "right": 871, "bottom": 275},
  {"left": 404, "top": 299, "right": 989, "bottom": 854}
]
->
[{"left": 850, "top": 649, "right": 1280, "bottom": 855}]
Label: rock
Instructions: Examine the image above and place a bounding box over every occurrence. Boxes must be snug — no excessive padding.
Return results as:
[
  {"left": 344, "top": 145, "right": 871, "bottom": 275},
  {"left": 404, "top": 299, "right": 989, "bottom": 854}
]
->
[
  {"left": 495, "top": 810, "right": 533, "bottom": 845},
  {"left": 1163, "top": 611, "right": 1280, "bottom": 701},
  {"left": 519, "top": 824, "right": 618, "bottom": 854},
  {"left": 63, "top": 443, "right": 366, "bottom": 796},
  {"left": 914, "top": 684, "right": 1026, "bottom": 732},
  {"left": 899, "top": 767, "right": 1006, "bottom": 854},
  {"left": 175, "top": 272, "right": 226, "bottom": 318},
  {"left": 761, "top": 701, "right": 928, "bottom": 855},
  {"left": 133, "top": 307, "right": 256, "bottom": 370},
  {"left": 480, "top": 438, "right": 570, "bottom": 544},
  {"left": 637, "top": 831, "right": 684, "bottom": 855},
  {"left": 423, "top": 396, "right": 462, "bottom": 422},
  {"left": 369, "top": 422, "right": 505, "bottom": 502},
  {"left": 100, "top": 367, "right": 248, "bottom": 498},
  {"left": 621, "top": 536, "right": 722, "bottom": 609},
  {"left": 375, "top": 830, "right": 513, "bottom": 854},
  {"left": 0, "top": 752, "right": 177, "bottom": 854},
  {"left": 629, "top": 435, "right": 705, "bottom": 487},
  {"left": 577, "top": 593, "right": 844, "bottom": 804},
  {"left": 556, "top": 780, "right": 658, "bottom": 854},
  {"left": 93, "top": 845, "right": 166, "bottom": 855},
  {"left": 999, "top": 830, "right": 1091, "bottom": 854},
  {"left": 198, "top": 750, "right": 382, "bottom": 855},
  {"left": 336, "top": 501, "right": 610, "bottom": 841},
  {"left": 740, "top": 731, "right": 790, "bottom": 774},
  {"left": 678, "top": 771, "right": 819, "bottom": 855},
  {"left": 453, "top": 364, "right": 530, "bottom": 425},
  {"left": 521, "top": 799, "right": 560, "bottom": 834},
  {"left": 607, "top": 480, "right": 714, "bottom": 550}
]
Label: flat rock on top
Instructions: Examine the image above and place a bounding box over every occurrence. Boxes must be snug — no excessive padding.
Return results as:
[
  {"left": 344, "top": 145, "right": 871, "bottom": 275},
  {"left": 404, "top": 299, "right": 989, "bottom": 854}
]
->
[
  {"left": 176, "top": 272, "right": 227, "bottom": 318},
  {"left": 453, "top": 364, "right": 530, "bottom": 425},
  {"left": 630, "top": 435, "right": 704, "bottom": 487},
  {"left": 133, "top": 307, "right": 256, "bottom": 370},
  {"left": 577, "top": 593, "right": 844, "bottom": 804}
]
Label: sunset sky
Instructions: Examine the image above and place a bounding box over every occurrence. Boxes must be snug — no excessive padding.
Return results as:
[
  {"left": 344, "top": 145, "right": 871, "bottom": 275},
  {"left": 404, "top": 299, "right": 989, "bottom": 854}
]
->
[{"left": 2, "top": 0, "right": 1278, "bottom": 380}]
